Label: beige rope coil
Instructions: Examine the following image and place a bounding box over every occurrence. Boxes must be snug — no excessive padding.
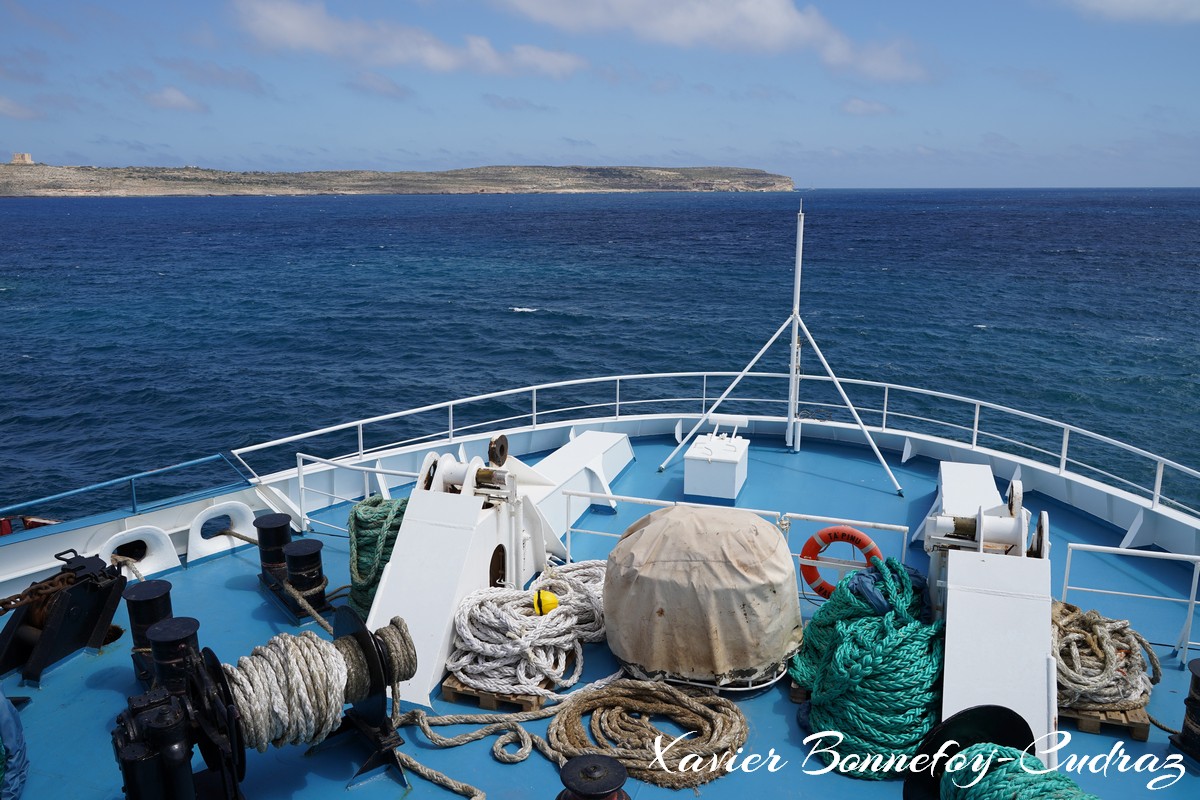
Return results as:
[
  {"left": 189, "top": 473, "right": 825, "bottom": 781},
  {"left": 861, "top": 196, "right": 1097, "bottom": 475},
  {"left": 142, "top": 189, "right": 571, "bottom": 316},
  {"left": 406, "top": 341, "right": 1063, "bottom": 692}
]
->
[
  {"left": 1053, "top": 600, "right": 1161, "bottom": 711},
  {"left": 222, "top": 617, "right": 417, "bottom": 752},
  {"left": 395, "top": 678, "right": 749, "bottom": 792}
]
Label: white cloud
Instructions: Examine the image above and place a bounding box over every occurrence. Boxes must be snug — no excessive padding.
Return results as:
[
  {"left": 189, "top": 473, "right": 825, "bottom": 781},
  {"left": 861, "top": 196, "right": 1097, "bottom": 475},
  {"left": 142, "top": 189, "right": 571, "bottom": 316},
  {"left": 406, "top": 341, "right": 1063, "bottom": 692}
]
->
[
  {"left": 145, "top": 86, "right": 208, "bottom": 112},
  {"left": 1064, "top": 0, "right": 1200, "bottom": 22},
  {"left": 841, "top": 97, "right": 892, "bottom": 116},
  {"left": 499, "top": 0, "right": 925, "bottom": 81},
  {"left": 233, "top": 0, "right": 586, "bottom": 77},
  {"left": 0, "top": 95, "right": 38, "bottom": 119}
]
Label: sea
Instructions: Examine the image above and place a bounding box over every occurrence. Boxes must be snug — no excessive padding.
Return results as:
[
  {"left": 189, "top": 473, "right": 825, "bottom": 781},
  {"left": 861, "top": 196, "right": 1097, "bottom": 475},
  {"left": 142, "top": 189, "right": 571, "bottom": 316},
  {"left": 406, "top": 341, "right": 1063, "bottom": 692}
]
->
[{"left": 2, "top": 188, "right": 1199, "bottom": 518}]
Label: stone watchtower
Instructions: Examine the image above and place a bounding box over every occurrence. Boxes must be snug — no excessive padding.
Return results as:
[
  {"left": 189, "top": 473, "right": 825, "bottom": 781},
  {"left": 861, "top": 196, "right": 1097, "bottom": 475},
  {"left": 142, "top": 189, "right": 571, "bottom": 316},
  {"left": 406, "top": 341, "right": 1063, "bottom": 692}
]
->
[{"left": 10, "top": 153, "right": 33, "bottom": 165}]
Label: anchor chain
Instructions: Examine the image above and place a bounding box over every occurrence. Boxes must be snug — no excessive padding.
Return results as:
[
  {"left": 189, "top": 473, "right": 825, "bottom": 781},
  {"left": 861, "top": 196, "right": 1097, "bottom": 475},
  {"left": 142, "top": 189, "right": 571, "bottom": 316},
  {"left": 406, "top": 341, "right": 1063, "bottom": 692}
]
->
[{"left": 0, "top": 571, "right": 77, "bottom": 615}]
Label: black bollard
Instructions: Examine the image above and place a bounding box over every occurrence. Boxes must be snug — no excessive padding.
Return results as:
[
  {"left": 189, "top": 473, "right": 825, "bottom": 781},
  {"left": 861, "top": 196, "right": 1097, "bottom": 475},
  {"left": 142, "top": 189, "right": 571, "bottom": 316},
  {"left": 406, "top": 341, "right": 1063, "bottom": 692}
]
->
[
  {"left": 124, "top": 579, "right": 173, "bottom": 686},
  {"left": 283, "top": 539, "right": 327, "bottom": 614},
  {"left": 147, "top": 616, "right": 200, "bottom": 696},
  {"left": 1170, "top": 659, "right": 1200, "bottom": 763},
  {"left": 253, "top": 512, "right": 293, "bottom": 583}
]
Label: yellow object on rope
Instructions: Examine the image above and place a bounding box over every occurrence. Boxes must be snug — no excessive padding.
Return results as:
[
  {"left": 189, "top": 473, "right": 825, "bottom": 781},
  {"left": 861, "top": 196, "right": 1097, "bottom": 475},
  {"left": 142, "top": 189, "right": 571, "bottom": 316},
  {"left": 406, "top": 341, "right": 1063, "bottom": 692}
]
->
[{"left": 532, "top": 589, "right": 558, "bottom": 615}]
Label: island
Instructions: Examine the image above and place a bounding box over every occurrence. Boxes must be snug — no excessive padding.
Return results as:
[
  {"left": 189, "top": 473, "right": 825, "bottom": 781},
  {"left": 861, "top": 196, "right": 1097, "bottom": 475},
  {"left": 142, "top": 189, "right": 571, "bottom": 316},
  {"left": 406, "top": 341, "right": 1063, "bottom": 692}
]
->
[{"left": 0, "top": 163, "right": 793, "bottom": 197}]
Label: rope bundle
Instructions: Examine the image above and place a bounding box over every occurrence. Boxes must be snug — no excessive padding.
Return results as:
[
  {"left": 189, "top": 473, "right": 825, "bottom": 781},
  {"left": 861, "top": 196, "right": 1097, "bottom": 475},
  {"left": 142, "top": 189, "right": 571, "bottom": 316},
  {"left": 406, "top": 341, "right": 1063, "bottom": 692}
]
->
[
  {"left": 938, "top": 743, "right": 1100, "bottom": 800},
  {"left": 395, "top": 677, "right": 748, "bottom": 794},
  {"left": 347, "top": 496, "right": 408, "bottom": 617},
  {"left": 446, "top": 560, "right": 607, "bottom": 699},
  {"left": 549, "top": 678, "right": 748, "bottom": 789},
  {"left": 788, "top": 557, "right": 944, "bottom": 780},
  {"left": 222, "top": 617, "right": 416, "bottom": 752},
  {"left": 1053, "top": 600, "right": 1161, "bottom": 711}
]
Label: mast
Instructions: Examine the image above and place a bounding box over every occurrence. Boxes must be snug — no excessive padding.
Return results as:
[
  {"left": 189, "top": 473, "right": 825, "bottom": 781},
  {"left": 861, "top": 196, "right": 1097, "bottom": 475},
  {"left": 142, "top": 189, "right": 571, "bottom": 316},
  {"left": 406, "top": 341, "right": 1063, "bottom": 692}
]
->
[{"left": 785, "top": 205, "right": 803, "bottom": 450}]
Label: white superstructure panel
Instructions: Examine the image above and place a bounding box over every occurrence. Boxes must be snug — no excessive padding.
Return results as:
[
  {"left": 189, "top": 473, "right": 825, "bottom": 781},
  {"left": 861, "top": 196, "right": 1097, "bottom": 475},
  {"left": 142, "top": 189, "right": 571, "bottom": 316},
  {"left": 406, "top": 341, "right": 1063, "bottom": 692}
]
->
[{"left": 941, "top": 549, "right": 1057, "bottom": 766}]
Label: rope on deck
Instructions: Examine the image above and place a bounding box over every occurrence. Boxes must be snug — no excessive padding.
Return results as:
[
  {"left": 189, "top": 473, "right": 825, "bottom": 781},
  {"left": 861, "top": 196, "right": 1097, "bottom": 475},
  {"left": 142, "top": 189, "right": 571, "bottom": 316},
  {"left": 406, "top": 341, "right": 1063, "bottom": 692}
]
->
[
  {"left": 347, "top": 496, "right": 408, "bottom": 617},
  {"left": 395, "top": 677, "right": 748, "bottom": 791},
  {"left": 446, "top": 560, "right": 615, "bottom": 700},
  {"left": 788, "top": 556, "right": 944, "bottom": 780}
]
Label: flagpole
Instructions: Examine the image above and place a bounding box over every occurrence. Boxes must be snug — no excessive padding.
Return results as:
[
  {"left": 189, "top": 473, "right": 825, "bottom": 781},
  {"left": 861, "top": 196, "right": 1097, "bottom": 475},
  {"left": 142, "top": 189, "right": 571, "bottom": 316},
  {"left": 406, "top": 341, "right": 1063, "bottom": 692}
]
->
[{"left": 785, "top": 204, "right": 803, "bottom": 450}]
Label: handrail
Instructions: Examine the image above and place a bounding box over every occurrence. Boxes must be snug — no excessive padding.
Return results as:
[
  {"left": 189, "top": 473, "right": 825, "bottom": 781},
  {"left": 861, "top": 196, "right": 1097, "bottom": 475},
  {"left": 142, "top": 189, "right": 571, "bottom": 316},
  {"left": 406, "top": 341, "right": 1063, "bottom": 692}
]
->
[
  {"left": 295, "top": 452, "right": 419, "bottom": 533},
  {"left": 11, "top": 371, "right": 1200, "bottom": 530},
  {"left": 1061, "top": 542, "right": 1200, "bottom": 666},
  {"left": 559, "top": 489, "right": 910, "bottom": 583},
  {"left": 228, "top": 371, "right": 1200, "bottom": 519},
  {"left": 0, "top": 453, "right": 249, "bottom": 518}
]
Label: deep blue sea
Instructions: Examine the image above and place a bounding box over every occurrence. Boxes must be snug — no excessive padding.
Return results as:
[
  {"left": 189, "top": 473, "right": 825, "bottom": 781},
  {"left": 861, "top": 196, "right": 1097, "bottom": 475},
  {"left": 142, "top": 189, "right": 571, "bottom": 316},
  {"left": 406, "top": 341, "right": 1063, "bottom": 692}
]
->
[{"left": 2, "top": 189, "right": 1198, "bottom": 515}]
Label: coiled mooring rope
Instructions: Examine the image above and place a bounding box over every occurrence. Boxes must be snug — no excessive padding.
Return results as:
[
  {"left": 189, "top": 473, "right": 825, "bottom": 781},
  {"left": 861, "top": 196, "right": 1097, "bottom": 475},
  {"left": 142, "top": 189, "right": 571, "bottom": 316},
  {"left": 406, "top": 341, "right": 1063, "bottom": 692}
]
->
[
  {"left": 938, "top": 743, "right": 1101, "bottom": 800},
  {"left": 1053, "top": 600, "right": 1161, "bottom": 711},
  {"left": 222, "top": 617, "right": 416, "bottom": 752},
  {"left": 347, "top": 496, "right": 408, "bottom": 617},
  {"left": 446, "top": 560, "right": 611, "bottom": 700},
  {"left": 788, "top": 556, "right": 944, "bottom": 780},
  {"left": 395, "top": 678, "right": 749, "bottom": 793}
]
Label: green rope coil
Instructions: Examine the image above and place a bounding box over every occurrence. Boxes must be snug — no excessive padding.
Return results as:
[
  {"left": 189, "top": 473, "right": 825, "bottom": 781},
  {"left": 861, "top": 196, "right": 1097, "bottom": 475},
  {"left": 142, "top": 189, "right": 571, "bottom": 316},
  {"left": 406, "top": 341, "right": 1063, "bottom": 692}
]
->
[
  {"left": 939, "top": 743, "right": 1101, "bottom": 799},
  {"left": 789, "top": 556, "right": 944, "bottom": 780},
  {"left": 347, "top": 496, "right": 408, "bottom": 618}
]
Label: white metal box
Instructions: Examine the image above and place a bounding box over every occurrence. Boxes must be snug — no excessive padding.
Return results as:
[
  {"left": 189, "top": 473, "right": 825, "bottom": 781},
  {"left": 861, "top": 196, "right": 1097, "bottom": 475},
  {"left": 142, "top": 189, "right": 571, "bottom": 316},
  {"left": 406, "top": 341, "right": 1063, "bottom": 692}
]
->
[{"left": 684, "top": 434, "right": 749, "bottom": 500}]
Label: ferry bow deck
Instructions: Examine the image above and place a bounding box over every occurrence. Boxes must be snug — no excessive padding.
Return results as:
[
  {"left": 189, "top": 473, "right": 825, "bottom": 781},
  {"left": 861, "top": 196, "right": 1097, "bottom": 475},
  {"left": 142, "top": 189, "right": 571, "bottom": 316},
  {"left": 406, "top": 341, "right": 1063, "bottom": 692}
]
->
[{"left": 3, "top": 434, "right": 1195, "bottom": 799}]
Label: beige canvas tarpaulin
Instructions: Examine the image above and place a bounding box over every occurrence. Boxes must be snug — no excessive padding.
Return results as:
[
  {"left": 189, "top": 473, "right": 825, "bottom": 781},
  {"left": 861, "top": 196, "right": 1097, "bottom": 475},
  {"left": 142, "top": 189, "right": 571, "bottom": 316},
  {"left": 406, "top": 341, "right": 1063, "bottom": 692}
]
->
[{"left": 604, "top": 505, "right": 803, "bottom": 685}]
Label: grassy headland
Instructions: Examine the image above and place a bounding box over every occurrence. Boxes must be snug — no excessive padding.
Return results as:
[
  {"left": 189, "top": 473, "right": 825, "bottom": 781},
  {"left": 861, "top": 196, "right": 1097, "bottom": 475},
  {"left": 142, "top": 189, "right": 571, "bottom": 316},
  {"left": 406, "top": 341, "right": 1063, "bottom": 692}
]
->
[{"left": 0, "top": 164, "right": 794, "bottom": 197}]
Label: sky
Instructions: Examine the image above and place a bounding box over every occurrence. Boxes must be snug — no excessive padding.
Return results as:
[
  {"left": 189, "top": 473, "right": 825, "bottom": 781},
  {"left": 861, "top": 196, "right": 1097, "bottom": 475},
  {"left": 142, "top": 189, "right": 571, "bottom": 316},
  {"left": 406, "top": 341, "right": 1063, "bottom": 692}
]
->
[{"left": 0, "top": 0, "right": 1197, "bottom": 187}]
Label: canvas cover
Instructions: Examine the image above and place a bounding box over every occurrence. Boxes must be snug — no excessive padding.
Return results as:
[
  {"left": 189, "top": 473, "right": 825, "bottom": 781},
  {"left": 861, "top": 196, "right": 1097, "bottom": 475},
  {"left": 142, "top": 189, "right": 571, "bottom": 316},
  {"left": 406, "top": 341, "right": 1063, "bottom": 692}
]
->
[{"left": 604, "top": 505, "right": 804, "bottom": 685}]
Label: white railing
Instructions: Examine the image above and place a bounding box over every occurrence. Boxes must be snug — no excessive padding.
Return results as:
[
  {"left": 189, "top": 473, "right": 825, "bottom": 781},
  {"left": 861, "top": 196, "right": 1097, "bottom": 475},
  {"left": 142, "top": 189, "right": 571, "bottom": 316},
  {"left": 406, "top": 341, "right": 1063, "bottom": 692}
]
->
[
  {"left": 1062, "top": 542, "right": 1200, "bottom": 666},
  {"left": 560, "top": 489, "right": 909, "bottom": 599},
  {"left": 295, "top": 452, "right": 417, "bottom": 534},
  {"left": 229, "top": 372, "right": 1200, "bottom": 520}
]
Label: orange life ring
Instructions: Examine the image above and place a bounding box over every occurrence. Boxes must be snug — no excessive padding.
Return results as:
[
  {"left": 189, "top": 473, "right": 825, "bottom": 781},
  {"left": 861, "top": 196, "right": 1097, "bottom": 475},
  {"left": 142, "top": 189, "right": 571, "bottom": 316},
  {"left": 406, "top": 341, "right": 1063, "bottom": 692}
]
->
[{"left": 799, "top": 525, "right": 883, "bottom": 599}]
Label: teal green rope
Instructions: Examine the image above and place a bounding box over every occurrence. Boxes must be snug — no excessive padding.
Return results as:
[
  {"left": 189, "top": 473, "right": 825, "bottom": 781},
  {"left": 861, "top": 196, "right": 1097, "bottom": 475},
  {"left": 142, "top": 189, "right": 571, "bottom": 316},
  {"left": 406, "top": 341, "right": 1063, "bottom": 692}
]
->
[
  {"left": 789, "top": 557, "right": 944, "bottom": 780},
  {"left": 940, "top": 743, "right": 1101, "bottom": 799},
  {"left": 346, "top": 496, "right": 408, "bottom": 618}
]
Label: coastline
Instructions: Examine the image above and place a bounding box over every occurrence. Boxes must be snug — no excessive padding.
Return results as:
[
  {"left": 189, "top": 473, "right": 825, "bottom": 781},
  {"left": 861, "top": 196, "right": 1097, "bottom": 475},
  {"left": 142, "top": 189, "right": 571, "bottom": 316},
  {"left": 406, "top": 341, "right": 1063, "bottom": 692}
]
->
[{"left": 0, "top": 164, "right": 794, "bottom": 197}]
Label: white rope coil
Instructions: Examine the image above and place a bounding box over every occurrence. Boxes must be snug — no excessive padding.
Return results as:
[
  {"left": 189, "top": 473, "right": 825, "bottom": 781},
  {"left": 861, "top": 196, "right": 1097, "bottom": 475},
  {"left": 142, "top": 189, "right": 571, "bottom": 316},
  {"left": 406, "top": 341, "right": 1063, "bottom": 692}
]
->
[{"left": 446, "top": 560, "right": 608, "bottom": 700}]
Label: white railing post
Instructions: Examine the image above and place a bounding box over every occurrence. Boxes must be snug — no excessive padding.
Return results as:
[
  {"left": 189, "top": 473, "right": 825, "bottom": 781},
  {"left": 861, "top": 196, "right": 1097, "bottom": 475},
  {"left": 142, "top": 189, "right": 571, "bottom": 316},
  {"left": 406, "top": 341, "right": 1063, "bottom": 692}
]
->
[
  {"left": 1061, "top": 545, "right": 1074, "bottom": 603},
  {"left": 532, "top": 389, "right": 538, "bottom": 427},
  {"left": 358, "top": 424, "right": 369, "bottom": 499},
  {"left": 1180, "top": 562, "right": 1200, "bottom": 659},
  {"left": 296, "top": 453, "right": 308, "bottom": 531},
  {"left": 701, "top": 375, "right": 708, "bottom": 413},
  {"left": 1153, "top": 461, "right": 1164, "bottom": 509},
  {"left": 615, "top": 378, "right": 621, "bottom": 418},
  {"left": 971, "top": 403, "right": 980, "bottom": 449},
  {"left": 1059, "top": 429, "right": 1070, "bottom": 473},
  {"left": 881, "top": 386, "right": 889, "bottom": 429},
  {"left": 447, "top": 404, "right": 455, "bottom": 441},
  {"left": 564, "top": 493, "right": 572, "bottom": 563}
]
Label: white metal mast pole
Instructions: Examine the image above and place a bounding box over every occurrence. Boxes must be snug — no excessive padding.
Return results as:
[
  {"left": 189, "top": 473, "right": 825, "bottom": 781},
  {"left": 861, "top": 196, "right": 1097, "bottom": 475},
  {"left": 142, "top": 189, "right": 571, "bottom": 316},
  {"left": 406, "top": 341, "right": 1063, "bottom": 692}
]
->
[{"left": 785, "top": 205, "right": 804, "bottom": 450}]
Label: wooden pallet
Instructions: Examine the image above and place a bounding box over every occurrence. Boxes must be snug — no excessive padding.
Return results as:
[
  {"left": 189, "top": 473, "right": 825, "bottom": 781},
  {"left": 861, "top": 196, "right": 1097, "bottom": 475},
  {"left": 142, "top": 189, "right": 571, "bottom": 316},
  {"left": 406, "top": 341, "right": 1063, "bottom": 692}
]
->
[
  {"left": 789, "top": 680, "right": 810, "bottom": 704},
  {"left": 440, "top": 674, "right": 548, "bottom": 712},
  {"left": 1058, "top": 706, "right": 1150, "bottom": 742}
]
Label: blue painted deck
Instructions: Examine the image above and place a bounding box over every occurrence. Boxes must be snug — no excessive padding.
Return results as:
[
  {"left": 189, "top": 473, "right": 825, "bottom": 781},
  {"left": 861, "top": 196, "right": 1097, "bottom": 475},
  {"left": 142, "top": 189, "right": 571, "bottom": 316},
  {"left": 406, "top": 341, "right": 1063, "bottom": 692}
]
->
[{"left": 3, "top": 435, "right": 1196, "bottom": 799}]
